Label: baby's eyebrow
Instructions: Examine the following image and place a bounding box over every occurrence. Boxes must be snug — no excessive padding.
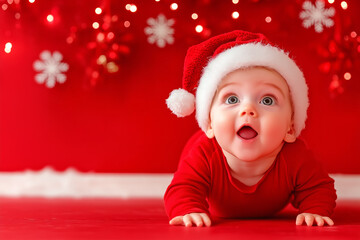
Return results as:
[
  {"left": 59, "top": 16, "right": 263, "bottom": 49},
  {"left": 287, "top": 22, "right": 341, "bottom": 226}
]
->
[
  {"left": 217, "top": 82, "right": 239, "bottom": 93},
  {"left": 263, "top": 82, "right": 286, "bottom": 97}
]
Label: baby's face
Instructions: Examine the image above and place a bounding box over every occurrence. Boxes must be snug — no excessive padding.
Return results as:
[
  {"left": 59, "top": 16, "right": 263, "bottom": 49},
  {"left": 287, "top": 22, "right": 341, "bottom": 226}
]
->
[{"left": 206, "top": 67, "right": 296, "bottom": 162}]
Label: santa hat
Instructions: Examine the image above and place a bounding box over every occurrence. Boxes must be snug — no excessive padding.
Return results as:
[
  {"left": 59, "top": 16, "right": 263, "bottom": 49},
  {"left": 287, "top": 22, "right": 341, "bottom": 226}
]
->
[{"left": 166, "top": 30, "right": 309, "bottom": 137}]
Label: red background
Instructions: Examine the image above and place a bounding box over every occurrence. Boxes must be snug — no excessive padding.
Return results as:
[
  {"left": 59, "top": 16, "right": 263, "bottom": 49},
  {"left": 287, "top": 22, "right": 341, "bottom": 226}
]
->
[{"left": 0, "top": 0, "right": 359, "bottom": 173}]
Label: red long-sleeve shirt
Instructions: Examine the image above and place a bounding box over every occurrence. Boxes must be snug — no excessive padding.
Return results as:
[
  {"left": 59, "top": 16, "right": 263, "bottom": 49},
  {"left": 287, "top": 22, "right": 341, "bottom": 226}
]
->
[{"left": 164, "top": 131, "right": 336, "bottom": 220}]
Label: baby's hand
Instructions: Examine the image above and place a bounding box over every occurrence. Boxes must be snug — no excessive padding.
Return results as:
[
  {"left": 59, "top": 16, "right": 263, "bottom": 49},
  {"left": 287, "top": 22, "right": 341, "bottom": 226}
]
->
[
  {"left": 169, "top": 213, "right": 211, "bottom": 227},
  {"left": 296, "top": 213, "right": 334, "bottom": 227}
]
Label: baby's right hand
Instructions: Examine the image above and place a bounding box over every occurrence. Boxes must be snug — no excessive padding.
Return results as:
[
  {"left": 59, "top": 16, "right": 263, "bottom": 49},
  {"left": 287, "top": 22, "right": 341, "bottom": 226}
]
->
[{"left": 169, "top": 213, "right": 211, "bottom": 227}]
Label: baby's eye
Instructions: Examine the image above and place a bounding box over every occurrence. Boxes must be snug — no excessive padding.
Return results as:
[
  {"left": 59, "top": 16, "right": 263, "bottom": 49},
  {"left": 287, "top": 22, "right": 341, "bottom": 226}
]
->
[
  {"left": 226, "top": 95, "right": 239, "bottom": 104},
  {"left": 261, "top": 96, "right": 275, "bottom": 106}
]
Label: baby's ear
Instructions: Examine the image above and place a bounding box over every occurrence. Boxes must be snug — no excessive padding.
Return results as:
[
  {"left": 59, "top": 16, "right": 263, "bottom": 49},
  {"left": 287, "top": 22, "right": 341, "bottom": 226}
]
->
[
  {"left": 205, "top": 125, "right": 215, "bottom": 139},
  {"left": 284, "top": 124, "right": 296, "bottom": 143}
]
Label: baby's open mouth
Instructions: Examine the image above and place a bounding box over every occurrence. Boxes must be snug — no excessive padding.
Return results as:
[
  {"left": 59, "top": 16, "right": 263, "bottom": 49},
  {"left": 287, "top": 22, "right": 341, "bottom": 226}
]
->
[{"left": 237, "top": 126, "right": 258, "bottom": 140}]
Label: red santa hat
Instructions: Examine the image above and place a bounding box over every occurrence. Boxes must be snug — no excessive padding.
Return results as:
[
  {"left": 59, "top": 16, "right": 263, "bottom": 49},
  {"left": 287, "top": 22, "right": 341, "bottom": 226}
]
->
[{"left": 166, "top": 30, "right": 309, "bottom": 137}]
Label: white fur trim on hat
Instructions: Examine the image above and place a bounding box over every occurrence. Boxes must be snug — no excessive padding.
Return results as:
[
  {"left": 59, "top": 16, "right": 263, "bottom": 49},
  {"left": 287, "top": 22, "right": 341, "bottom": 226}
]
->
[
  {"left": 195, "top": 42, "right": 309, "bottom": 137},
  {"left": 166, "top": 88, "right": 196, "bottom": 117}
]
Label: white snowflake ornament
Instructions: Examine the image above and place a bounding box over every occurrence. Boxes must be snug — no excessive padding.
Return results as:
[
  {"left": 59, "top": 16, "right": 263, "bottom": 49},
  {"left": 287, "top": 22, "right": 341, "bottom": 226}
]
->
[
  {"left": 33, "top": 50, "right": 69, "bottom": 88},
  {"left": 300, "top": 0, "right": 335, "bottom": 33},
  {"left": 144, "top": 14, "right": 175, "bottom": 48}
]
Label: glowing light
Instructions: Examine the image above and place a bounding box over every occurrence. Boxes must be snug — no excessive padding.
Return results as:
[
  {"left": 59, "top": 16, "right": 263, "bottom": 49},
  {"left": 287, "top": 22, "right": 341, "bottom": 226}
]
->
[
  {"left": 155, "top": 0, "right": 160, "bottom": 2},
  {"left": 97, "top": 55, "right": 107, "bottom": 65},
  {"left": 14, "top": 13, "right": 20, "bottom": 19},
  {"left": 108, "top": 51, "right": 117, "bottom": 59},
  {"left": 170, "top": 3, "right": 178, "bottom": 10},
  {"left": 92, "top": 71, "right": 99, "bottom": 79},
  {"left": 232, "top": 0, "right": 239, "bottom": 4},
  {"left": 107, "top": 62, "right": 119, "bottom": 73},
  {"left": 97, "top": 32, "right": 105, "bottom": 42},
  {"left": 350, "top": 31, "right": 357, "bottom": 38},
  {"left": 126, "top": 4, "right": 137, "bottom": 12},
  {"left": 92, "top": 22, "right": 100, "bottom": 29},
  {"left": 112, "top": 15, "right": 119, "bottom": 22},
  {"left": 344, "top": 72, "right": 351, "bottom": 80},
  {"left": 195, "top": 25, "right": 203, "bottom": 33},
  {"left": 112, "top": 43, "right": 119, "bottom": 51},
  {"left": 7, "top": 0, "right": 14, "bottom": 4},
  {"left": 46, "top": 14, "right": 54, "bottom": 23},
  {"left": 191, "top": 13, "right": 198, "bottom": 20},
  {"left": 131, "top": 5, "right": 137, "bottom": 12},
  {"left": 232, "top": 11, "right": 239, "bottom": 19},
  {"left": 2, "top": 4, "right": 8, "bottom": 10},
  {"left": 328, "top": 0, "right": 335, "bottom": 4},
  {"left": 66, "top": 36, "right": 74, "bottom": 44},
  {"left": 107, "top": 32, "right": 115, "bottom": 40},
  {"left": 29, "top": 0, "right": 35, "bottom": 3},
  {"left": 124, "top": 21, "right": 131, "bottom": 28},
  {"left": 341, "top": 1, "right": 348, "bottom": 9},
  {"left": 4, "top": 42, "right": 12, "bottom": 53},
  {"left": 95, "top": 7, "right": 102, "bottom": 14},
  {"left": 265, "top": 16, "right": 272, "bottom": 23}
]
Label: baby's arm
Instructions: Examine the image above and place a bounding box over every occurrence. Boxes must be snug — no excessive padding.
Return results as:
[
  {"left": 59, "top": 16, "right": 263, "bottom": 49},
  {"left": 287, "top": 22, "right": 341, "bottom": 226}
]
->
[
  {"left": 296, "top": 213, "right": 334, "bottom": 227},
  {"left": 164, "top": 132, "right": 212, "bottom": 226},
  {"left": 169, "top": 213, "right": 211, "bottom": 227},
  {"left": 289, "top": 144, "right": 337, "bottom": 227}
]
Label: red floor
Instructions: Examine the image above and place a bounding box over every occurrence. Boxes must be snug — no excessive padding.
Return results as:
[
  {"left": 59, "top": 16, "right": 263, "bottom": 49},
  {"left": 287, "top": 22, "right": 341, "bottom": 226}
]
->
[{"left": 0, "top": 198, "right": 359, "bottom": 240}]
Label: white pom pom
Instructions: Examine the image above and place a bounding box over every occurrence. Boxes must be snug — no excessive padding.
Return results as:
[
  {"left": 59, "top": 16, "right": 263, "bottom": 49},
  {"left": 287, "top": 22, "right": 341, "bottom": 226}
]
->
[{"left": 166, "top": 88, "right": 195, "bottom": 117}]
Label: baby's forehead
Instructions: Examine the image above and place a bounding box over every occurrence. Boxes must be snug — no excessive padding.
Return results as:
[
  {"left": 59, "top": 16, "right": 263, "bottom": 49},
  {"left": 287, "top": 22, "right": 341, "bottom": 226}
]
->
[
  {"left": 223, "top": 66, "right": 283, "bottom": 79},
  {"left": 218, "top": 66, "right": 288, "bottom": 88}
]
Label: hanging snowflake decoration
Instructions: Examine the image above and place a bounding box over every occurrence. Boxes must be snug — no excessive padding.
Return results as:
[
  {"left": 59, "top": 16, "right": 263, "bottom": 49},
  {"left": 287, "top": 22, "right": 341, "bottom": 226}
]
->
[
  {"left": 33, "top": 50, "right": 69, "bottom": 88},
  {"left": 144, "top": 14, "right": 175, "bottom": 48},
  {"left": 299, "top": 0, "right": 335, "bottom": 33}
]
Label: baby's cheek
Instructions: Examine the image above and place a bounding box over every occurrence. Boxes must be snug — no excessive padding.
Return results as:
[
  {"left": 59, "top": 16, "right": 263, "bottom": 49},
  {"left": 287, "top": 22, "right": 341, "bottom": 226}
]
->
[
  {"left": 263, "top": 115, "right": 289, "bottom": 136},
  {"left": 212, "top": 110, "right": 231, "bottom": 126},
  {"left": 212, "top": 113, "right": 235, "bottom": 137}
]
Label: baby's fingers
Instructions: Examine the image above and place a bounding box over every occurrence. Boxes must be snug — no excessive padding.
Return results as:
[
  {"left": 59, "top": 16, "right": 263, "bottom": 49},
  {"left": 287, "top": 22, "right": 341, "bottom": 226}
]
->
[
  {"left": 169, "top": 213, "right": 210, "bottom": 227},
  {"left": 295, "top": 214, "right": 305, "bottom": 226},
  {"left": 186, "top": 213, "right": 203, "bottom": 227},
  {"left": 183, "top": 214, "right": 195, "bottom": 227},
  {"left": 315, "top": 215, "right": 325, "bottom": 227},
  {"left": 323, "top": 217, "right": 334, "bottom": 226},
  {"left": 313, "top": 216, "right": 334, "bottom": 226},
  {"left": 304, "top": 214, "right": 315, "bottom": 226},
  {"left": 169, "top": 216, "right": 185, "bottom": 226},
  {"left": 186, "top": 213, "right": 211, "bottom": 227},
  {"left": 199, "top": 213, "right": 212, "bottom": 227},
  {"left": 296, "top": 213, "right": 314, "bottom": 226},
  {"left": 296, "top": 213, "right": 334, "bottom": 227}
]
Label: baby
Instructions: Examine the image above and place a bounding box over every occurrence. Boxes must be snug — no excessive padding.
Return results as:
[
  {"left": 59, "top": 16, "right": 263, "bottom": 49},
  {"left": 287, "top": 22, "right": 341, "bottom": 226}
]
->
[{"left": 165, "top": 30, "right": 336, "bottom": 227}]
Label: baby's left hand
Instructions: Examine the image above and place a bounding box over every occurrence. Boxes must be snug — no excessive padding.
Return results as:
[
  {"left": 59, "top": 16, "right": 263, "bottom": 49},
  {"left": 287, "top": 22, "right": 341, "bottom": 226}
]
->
[{"left": 296, "top": 213, "right": 334, "bottom": 227}]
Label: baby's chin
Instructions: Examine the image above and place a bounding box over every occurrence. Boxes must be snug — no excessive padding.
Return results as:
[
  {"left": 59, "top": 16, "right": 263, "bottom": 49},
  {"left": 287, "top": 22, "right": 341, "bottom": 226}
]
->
[{"left": 226, "top": 142, "right": 285, "bottom": 162}]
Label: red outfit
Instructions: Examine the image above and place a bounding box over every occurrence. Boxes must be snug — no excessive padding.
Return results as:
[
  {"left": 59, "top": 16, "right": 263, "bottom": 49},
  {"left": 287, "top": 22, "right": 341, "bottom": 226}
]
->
[{"left": 164, "top": 131, "right": 336, "bottom": 220}]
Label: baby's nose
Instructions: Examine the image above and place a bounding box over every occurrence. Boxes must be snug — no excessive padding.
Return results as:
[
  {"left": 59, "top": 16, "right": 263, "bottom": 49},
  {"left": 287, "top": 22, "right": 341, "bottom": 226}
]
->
[{"left": 240, "top": 104, "right": 258, "bottom": 117}]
